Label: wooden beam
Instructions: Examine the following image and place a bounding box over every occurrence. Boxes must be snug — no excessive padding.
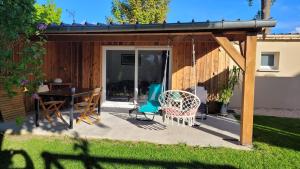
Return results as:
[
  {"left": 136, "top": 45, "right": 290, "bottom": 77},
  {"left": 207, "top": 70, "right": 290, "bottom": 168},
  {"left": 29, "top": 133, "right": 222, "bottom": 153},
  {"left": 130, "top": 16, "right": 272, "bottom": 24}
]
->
[
  {"left": 213, "top": 34, "right": 245, "bottom": 71},
  {"left": 238, "top": 41, "right": 245, "bottom": 57},
  {"left": 240, "top": 33, "right": 257, "bottom": 146}
]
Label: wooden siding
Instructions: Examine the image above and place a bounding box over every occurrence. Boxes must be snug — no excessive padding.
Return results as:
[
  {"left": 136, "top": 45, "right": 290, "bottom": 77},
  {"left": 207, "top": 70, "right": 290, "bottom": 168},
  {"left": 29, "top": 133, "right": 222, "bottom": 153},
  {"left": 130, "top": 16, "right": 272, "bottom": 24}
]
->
[
  {"left": 43, "top": 35, "right": 230, "bottom": 101},
  {"left": 0, "top": 87, "right": 26, "bottom": 121},
  {"left": 0, "top": 42, "right": 26, "bottom": 121},
  {"left": 172, "top": 41, "right": 230, "bottom": 101}
]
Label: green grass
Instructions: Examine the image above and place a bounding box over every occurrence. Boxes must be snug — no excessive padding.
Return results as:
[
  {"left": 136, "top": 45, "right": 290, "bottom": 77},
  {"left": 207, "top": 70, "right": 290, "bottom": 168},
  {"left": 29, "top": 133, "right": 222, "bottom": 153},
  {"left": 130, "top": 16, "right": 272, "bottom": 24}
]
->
[{"left": 1, "top": 115, "right": 300, "bottom": 169}]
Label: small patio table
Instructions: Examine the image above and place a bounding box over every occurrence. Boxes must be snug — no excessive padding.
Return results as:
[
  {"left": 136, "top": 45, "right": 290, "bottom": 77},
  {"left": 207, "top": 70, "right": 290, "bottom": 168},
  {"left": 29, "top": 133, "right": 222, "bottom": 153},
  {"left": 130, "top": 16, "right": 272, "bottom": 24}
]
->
[{"left": 35, "top": 88, "right": 101, "bottom": 129}]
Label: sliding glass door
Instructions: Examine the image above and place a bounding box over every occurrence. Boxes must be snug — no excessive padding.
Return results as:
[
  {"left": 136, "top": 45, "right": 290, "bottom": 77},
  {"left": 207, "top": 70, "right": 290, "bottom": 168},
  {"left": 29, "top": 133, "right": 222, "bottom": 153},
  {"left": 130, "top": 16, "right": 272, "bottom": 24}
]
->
[
  {"left": 104, "top": 48, "right": 170, "bottom": 103},
  {"left": 106, "top": 50, "right": 135, "bottom": 101},
  {"left": 138, "top": 50, "right": 169, "bottom": 102}
]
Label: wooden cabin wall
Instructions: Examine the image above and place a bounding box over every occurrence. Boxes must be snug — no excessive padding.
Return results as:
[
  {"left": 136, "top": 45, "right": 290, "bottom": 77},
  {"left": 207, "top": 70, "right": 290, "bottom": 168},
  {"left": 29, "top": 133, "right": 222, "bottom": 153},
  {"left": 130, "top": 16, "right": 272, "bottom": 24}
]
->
[
  {"left": 172, "top": 41, "right": 230, "bottom": 101},
  {"left": 44, "top": 41, "right": 101, "bottom": 89},
  {"left": 43, "top": 35, "right": 230, "bottom": 101}
]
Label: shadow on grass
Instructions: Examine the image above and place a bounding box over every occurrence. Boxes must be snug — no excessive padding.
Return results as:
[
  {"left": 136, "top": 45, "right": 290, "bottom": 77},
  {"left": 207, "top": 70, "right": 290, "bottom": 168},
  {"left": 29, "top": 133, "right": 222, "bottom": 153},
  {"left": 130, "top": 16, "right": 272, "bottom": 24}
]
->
[
  {"left": 252, "top": 116, "right": 300, "bottom": 151},
  {"left": 0, "top": 112, "right": 34, "bottom": 168},
  {"left": 41, "top": 133, "right": 237, "bottom": 169},
  {"left": 234, "top": 114, "right": 300, "bottom": 151},
  {"left": 0, "top": 131, "right": 34, "bottom": 169}
]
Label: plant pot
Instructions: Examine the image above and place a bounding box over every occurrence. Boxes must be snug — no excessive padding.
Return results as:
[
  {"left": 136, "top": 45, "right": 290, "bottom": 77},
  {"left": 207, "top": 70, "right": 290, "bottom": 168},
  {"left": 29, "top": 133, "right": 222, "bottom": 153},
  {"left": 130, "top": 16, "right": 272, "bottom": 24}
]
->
[
  {"left": 217, "top": 102, "right": 229, "bottom": 116},
  {"left": 220, "top": 103, "right": 229, "bottom": 115},
  {"left": 207, "top": 101, "right": 220, "bottom": 114}
]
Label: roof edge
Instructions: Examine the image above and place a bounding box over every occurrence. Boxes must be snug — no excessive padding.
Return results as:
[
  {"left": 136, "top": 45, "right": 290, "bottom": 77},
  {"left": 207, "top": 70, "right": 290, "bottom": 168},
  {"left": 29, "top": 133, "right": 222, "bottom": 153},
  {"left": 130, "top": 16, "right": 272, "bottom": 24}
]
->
[
  {"left": 45, "top": 19, "right": 277, "bottom": 34},
  {"left": 258, "top": 34, "right": 300, "bottom": 40}
]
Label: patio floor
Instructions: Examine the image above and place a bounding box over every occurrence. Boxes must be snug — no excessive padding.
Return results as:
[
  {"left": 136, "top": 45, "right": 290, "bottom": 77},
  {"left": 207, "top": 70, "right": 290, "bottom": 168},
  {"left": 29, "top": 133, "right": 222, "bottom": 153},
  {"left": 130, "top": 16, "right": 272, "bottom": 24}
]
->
[{"left": 0, "top": 103, "right": 247, "bottom": 150}]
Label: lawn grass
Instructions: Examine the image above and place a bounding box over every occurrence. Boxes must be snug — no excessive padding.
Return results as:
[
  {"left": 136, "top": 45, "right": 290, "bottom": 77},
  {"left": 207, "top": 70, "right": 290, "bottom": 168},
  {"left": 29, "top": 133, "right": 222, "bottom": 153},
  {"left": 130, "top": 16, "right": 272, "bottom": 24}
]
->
[{"left": 0, "top": 115, "right": 299, "bottom": 169}]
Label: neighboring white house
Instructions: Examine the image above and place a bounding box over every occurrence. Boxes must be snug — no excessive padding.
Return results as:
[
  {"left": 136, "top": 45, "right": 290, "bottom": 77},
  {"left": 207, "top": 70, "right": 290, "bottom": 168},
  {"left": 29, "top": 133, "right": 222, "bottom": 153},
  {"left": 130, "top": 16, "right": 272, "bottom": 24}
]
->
[{"left": 230, "top": 34, "right": 300, "bottom": 111}]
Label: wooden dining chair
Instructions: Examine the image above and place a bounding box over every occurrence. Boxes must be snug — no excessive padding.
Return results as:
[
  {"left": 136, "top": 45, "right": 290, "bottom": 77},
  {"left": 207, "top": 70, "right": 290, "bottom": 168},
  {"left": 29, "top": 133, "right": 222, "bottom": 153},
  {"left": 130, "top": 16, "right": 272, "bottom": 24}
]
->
[
  {"left": 75, "top": 87, "right": 102, "bottom": 125},
  {"left": 37, "top": 85, "right": 66, "bottom": 123}
]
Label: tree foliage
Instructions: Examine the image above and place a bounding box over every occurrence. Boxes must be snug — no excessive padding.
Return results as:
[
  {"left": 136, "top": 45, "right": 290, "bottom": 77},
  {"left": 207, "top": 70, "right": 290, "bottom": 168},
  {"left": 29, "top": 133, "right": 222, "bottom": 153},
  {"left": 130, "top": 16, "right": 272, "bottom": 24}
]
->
[
  {"left": 247, "top": 0, "right": 275, "bottom": 19},
  {"left": 34, "top": 0, "right": 62, "bottom": 24},
  {"left": 107, "top": 0, "right": 170, "bottom": 24},
  {"left": 247, "top": 0, "right": 275, "bottom": 6},
  {"left": 248, "top": 0, "right": 275, "bottom": 33},
  {"left": 0, "top": 0, "right": 47, "bottom": 96},
  {"left": 0, "top": 0, "right": 35, "bottom": 48}
]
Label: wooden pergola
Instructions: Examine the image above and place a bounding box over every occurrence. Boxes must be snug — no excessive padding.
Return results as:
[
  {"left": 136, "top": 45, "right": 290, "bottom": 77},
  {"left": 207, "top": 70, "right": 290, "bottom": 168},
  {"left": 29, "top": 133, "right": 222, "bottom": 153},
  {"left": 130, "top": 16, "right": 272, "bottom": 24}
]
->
[
  {"left": 43, "top": 20, "right": 276, "bottom": 146},
  {"left": 214, "top": 33, "right": 257, "bottom": 145}
]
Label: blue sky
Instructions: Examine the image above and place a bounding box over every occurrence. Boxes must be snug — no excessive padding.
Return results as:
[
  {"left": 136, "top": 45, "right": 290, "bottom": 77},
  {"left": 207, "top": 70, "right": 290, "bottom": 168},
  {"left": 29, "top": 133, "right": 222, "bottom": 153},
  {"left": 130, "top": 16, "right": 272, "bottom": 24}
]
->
[{"left": 37, "top": 0, "right": 300, "bottom": 33}]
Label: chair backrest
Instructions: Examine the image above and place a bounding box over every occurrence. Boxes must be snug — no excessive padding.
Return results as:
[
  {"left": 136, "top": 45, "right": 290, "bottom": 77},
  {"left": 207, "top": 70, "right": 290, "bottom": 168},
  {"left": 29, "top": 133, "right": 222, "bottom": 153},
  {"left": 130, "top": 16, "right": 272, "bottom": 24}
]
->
[
  {"left": 195, "top": 86, "right": 208, "bottom": 104},
  {"left": 85, "top": 87, "right": 102, "bottom": 108},
  {"left": 147, "top": 83, "right": 162, "bottom": 102},
  {"left": 92, "top": 87, "right": 101, "bottom": 96},
  {"left": 158, "top": 90, "right": 201, "bottom": 114}
]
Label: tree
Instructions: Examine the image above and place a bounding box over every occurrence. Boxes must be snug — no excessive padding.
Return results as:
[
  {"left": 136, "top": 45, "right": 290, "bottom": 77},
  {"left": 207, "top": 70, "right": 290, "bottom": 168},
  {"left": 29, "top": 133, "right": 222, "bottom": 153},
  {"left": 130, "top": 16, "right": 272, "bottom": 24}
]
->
[
  {"left": 107, "top": 0, "right": 170, "bottom": 24},
  {"left": 248, "top": 0, "right": 275, "bottom": 20},
  {"left": 34, "top": 0, "right": 62, "bottom": 24},
  {"left": 248, "top": 0, "right": 275, "bottom": 34},
  {"left": 0, "top": 0, "right": 46, "bottom": 96}
]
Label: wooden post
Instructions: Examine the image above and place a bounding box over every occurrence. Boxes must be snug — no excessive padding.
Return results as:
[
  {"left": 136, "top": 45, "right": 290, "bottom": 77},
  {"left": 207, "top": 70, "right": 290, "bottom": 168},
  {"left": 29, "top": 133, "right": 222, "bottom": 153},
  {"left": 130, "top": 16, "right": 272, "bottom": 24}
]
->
[{"left": 240, "top": 33, "right": 257, "bottom": 145}]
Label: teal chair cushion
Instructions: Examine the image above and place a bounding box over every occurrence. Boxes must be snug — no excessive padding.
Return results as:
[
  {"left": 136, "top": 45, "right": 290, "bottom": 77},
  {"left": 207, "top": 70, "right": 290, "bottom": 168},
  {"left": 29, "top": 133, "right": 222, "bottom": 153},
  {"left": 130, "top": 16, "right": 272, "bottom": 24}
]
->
[
  {"left": 139, "top": 101, "right": 160, "bottom": 113},
  {"left": 138, "top": 83, "right": 162, "bottom": 113},
  {"left": 148, "top": 84, "right": 162, "bottom": 101}
]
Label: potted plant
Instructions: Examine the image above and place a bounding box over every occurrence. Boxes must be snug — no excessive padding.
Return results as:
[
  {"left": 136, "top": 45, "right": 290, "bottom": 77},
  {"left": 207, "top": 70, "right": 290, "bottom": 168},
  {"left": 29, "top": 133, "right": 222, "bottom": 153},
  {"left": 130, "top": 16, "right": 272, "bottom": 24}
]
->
[{"left": 217, "top": 66, "right": 241, "bottom": 115}]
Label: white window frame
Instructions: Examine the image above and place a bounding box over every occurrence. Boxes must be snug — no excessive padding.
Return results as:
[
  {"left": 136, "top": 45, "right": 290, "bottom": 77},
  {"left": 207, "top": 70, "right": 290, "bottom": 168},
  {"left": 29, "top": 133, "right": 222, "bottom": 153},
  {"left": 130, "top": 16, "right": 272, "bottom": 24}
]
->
[
  {"left": 102, "top": 46, "right": 172, "bottom": 102},
  {"left": 259, "top": 52, "right": 280, "bottom": 71}
]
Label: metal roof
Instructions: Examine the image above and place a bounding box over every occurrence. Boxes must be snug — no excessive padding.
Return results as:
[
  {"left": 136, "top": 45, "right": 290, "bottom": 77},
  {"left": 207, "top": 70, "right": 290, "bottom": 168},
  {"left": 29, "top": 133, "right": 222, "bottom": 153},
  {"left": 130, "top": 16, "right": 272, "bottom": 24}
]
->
[{"left": 45, "top": 19, "right": 277, "bottom": 34}]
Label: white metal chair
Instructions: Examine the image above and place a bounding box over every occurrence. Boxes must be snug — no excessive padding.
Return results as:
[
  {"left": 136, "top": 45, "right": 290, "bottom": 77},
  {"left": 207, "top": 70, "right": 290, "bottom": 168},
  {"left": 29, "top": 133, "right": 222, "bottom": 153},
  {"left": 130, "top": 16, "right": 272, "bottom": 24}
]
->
[{"left": 158, "top": 90, "right": 201, "bottom": 126}]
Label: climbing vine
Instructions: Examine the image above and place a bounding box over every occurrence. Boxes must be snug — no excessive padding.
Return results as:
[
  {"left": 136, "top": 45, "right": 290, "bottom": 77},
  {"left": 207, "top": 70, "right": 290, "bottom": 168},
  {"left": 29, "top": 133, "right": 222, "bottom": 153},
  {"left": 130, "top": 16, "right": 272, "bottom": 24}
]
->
[{"left": 0, "top": 0, "right": 47, "bottom": 96}]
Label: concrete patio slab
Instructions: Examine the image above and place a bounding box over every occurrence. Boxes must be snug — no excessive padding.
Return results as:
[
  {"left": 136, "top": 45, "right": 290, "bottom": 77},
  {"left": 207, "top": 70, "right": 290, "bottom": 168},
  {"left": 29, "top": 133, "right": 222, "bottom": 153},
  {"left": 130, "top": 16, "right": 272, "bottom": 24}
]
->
[{"left": 0, "top": 106, "right": 248, "bottom": 150}]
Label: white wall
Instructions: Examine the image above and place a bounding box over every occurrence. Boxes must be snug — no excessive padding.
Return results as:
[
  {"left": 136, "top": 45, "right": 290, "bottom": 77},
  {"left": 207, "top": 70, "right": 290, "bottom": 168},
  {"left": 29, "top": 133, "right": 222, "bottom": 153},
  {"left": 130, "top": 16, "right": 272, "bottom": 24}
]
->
[{"left": 230, "top": 37, "right": 300, "bottom": 110}]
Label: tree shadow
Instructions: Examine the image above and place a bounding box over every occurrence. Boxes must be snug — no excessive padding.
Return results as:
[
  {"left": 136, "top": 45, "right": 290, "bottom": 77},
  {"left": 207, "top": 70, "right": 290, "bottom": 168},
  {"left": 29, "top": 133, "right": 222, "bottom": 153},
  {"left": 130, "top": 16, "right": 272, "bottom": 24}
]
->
[
  {"left": 0, "top": 111, "right": 35, "bottom": 168},
  {"left": 0, "top": 131, "right": 34, "bottom": 169},
  {"left": 111, "top": 111, "right": 167, "bottom": 130},
  {"left": 102, "top": 107, "right": 167, "bottom": 130},
  {"left": 42, "top": 133, "right": 237, "bottom": 169},
  {"left": 0, "top": 113, "right": 68, "bottom": 135}
]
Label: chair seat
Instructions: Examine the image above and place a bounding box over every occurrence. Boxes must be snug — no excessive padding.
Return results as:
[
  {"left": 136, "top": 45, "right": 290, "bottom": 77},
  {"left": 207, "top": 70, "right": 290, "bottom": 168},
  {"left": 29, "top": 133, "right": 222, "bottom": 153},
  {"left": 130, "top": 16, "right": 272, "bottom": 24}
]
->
[
  {"left": 43, "top": 101, "right": 65, "bottom": 105},
  {"left": 75, "top": 102, "right": 95, "bottom": 107},
  {"left": 138, "top": 101, "right": 160, "bottom": 113}
]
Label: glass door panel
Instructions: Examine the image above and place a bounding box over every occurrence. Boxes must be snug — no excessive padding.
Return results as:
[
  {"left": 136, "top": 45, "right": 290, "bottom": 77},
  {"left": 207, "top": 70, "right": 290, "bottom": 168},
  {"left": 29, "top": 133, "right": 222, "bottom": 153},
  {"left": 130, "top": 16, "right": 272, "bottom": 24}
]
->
[
  {"left": 137, "top": 50, "right": 169, "bottom": 102},
  {"left": 106, "top": 50, "right": 135, "bottom": 102}
]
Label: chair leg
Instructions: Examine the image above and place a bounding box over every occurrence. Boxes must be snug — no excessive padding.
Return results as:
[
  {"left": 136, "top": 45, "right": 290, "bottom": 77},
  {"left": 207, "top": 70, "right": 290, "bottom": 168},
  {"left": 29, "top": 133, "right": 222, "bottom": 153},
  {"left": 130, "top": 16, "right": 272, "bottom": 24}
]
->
[
  {"left": 189, "top": 117, "right": 193, "bottom": 126},
  {"left": 83, "top": 116, "right": 93, "bottom": 125},
  {"left": 77, "top": 107, "right": 100, "bottom": 125},
  {"left": 42, "top": 110, "right": 52, "bottom": 123},
  {"left": 93, "top": 110, "right": 101, "bottom": 121},
  {"left": 162, "top": 114, "right": 166, "bottom": 122},
  {"left": 77, "top": 114, "right": 93, "bottom": 125},
  {"left": 89, "top": 109, "right": 101, "bottom": 122}
]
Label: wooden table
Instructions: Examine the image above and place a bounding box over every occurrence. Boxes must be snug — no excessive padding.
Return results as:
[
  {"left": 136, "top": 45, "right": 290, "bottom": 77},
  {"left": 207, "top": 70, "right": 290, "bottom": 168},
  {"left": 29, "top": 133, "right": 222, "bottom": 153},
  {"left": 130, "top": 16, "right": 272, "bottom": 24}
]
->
[
  {"left": 49, "top": 83, "right": 72, "bottom": 91},
  {"left": 35, "top": 88, "right": 101, "bottom": 129}
]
